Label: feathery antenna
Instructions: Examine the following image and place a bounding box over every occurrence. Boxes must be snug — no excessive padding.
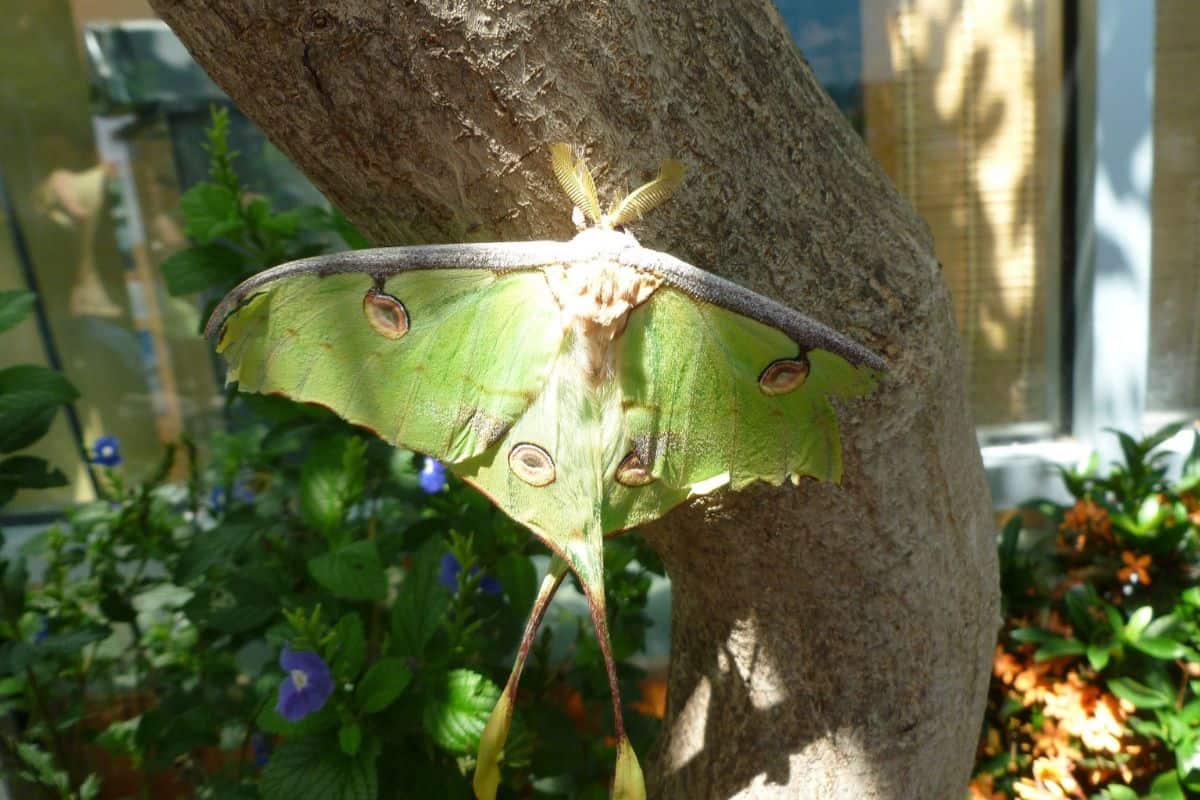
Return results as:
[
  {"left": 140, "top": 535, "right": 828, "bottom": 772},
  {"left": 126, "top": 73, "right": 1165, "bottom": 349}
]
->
[
  {"left": 606, "top": 159, "right": 686, "bottom": 228},
  {"left": 551, "top": 143, "right": 602, "bottom": 225},
  {"left": 550, "top": 143, "right": 686, "bottom": 230}
]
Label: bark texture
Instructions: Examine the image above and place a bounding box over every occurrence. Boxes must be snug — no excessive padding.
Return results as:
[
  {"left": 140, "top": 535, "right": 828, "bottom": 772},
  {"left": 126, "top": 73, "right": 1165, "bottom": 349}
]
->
[{"left": 149, "top": 1, "right": 999, "bottom": 797}]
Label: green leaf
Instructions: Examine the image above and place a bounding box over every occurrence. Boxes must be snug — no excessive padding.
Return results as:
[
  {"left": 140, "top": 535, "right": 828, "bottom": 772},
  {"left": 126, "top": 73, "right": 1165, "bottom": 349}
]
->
[
  {"left": 161, "top": 244, "right": 245, "bottom": 296},
  {"left": 1108, "top": 676, "right": 1173, "bottom": 709},
  {"left": 308, "top": 541, "right": 386, "bottom": 601},
  {"left": 0, "top": 365, "right": 79, "bottom": 453},
  {"left": 1176, "top": 737, "right": 1200, "bottom": 784},
  {"left": 180, "top": 182, "right": 241, "bottom": 243},
  {"left": 1111, "top": 429, "right": 1143, "bottom": 471},
  {"left": 79, "top": 773, "right": 101, "bottom": 800},
  {"left": 421, "top": 669, "right": 500, "bottom": 754},
  {"left": 299, "top": 437, "right": 367, "bottom": 539},
  {"left": 355, "top": 657, "right": 411, "bottom": 714},
  {"left": 1143, "top": 421, "right": 1188, "bottom": 454},
  {"left": 339, "top": 722, "right": 362, "bottom": 757},
  {"left": 1132, "top": 635, "right": 1187, "bottom": 660},
  {"left": 391, "top": 540, "right": 451, "bottom": 658},
  {"left": 1136, "top": 496, "right": 1166, "bottom": 531},
  {"left": 1101, "top": 786, "right": 1140, "bottom": 800},
  {"left": 174, "top": 522, "right": 256, "bottom": 583},
  {"left": 257, "top": 703, "right": 339, "bottom": 737},
  {"left": 1011, "top": 627, "right": 1085, "bottom": 660},
  {"left": 0, "top": 290, "right": 36, "bottom": 334},
  {"left": 0, "top": 455, "right": 67, "bottom": 506},
  {"left": 1180, "top": 432, "right": 1200, "bottom": 492},
  {"left": 1033, "top": 637, "right": 1086, "bottom": 661},
  {"left": 1149, "top": 769, "right": 1186, "bottom": 800},
  {"left": 330, "top": 614, "right": 366, "bottom": 680},
  {"left": 185, "top": 567, "right": 282, "bottom": 633},
  {"left": 1087, "top": 643, "right": 1113, "bottom": 671},
  {"left": 1010, "top": 627, "right": 1061, "bottom": 644},
  {"left": 1126, "top": 605, "right": 1154, "bottom": 641},
  {"left": 260, "top": 733, "right": 379, "bottom": 800}
]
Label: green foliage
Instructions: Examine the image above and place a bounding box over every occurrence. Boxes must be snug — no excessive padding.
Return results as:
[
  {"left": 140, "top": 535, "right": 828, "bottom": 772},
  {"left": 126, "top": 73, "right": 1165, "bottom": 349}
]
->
[
  {"left": 0, "top": 108, "right": 662, "bottom": 799},
  {"left": 972, "top": 422, "right": 1200, "bottom": 799}
]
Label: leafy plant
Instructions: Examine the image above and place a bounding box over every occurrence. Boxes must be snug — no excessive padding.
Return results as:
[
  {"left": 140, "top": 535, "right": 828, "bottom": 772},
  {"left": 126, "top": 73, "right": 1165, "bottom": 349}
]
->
[{"left": 972, "top": 422, "right": 1200, "bottom": 800}]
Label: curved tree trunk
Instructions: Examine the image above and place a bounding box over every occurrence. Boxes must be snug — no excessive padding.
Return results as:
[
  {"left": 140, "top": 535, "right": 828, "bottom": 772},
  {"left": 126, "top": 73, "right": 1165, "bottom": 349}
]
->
[{"left": 149, "top": 1, "right": 999, "bottom": 797}]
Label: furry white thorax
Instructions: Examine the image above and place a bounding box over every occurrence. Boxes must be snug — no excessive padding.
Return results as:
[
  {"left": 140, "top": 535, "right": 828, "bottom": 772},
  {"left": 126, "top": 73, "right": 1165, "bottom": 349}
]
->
[{"left": 543, "top": 229, "right": 661, "bottom": 382}]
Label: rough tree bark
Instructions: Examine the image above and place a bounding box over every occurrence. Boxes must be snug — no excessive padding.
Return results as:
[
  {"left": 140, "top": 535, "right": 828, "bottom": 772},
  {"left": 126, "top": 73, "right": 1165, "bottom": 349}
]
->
[{"left": 150, "top": 1, "right": 999, "bottom": 797}]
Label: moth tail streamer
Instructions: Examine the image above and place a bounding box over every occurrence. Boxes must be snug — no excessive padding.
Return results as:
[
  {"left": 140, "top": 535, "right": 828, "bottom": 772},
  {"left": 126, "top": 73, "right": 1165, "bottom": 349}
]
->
[
  {"left": 568, "top": 522, "right": 647, "bottom": 800},
  {"left": 473, "top": 557, "right": 569, "bottom": 800}
]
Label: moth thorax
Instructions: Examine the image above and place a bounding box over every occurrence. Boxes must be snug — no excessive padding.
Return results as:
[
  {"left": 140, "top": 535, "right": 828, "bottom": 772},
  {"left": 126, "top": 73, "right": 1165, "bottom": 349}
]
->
[{"left": 544, "top": 260, "right": 661, "bottom": 382}]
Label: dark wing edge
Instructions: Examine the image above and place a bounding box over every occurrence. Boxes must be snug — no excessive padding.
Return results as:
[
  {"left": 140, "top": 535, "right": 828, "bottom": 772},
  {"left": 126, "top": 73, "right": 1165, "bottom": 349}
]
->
[
  {"left": 203, "top": 241, "right": 573, "bottom": 341},
  {"left": 618, "top": 246, "right": 888, "bottom": 372}
]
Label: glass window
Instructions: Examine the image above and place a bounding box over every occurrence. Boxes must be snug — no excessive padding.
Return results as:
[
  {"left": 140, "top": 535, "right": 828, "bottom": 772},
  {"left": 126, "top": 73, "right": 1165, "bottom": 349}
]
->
[
  {"left": 858, "top": 0, "right": 1064, "bottom": 433},
  {"left": 0, "top": 3, "right": 326, "bottom": 513}
]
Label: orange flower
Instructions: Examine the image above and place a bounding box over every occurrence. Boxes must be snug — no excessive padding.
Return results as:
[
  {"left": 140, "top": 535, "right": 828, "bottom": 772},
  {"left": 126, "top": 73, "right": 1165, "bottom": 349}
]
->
[
  {"left": 1011, "top": 756, "right": 1083, "bottom": 799},
  {"left": 1117, "top": 551, "right": 1151, "bottom": 585},
  {"left": 1182, "top": 492, "right": 1200, "bottom": 525},
  {"left": 1059, "top": 499, "right": 1112, "bottom": 551},
  {"left": 994, "top": 645, "right": 1022, "bottom": 685},
  {"left": 968, "top": 773, "right": 1005, "bottom": 800},
  {"left": 1039, "top": 672, "right": 1129, "bottom": 755}
]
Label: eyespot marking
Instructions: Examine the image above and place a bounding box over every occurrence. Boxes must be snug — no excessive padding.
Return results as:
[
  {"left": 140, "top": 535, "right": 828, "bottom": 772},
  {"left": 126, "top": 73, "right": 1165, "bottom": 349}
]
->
[
  {"left": 615, "top": 451, "right": 654, "bottom": 487},
  {"left": 758, "top": 355, "right": 810, "bottom": 396},
  {"left": 363, "top": 290, "right": 409, "bottom": 339},
  {"left": 509, "top": 443, "right": 555, "bottom": 487}
]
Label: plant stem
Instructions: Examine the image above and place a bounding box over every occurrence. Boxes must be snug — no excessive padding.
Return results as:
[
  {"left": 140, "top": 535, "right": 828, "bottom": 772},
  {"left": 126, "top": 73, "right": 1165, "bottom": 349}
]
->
[{"left": 24, "top": 666, "right": 74, "bottom": 785}]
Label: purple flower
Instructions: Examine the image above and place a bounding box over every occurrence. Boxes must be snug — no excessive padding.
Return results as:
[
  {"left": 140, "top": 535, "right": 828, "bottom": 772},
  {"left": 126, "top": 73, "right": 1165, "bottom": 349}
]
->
[
  {"left": 276, "top": 646, "right": 334, "bottom": 722},
  {"left": 90, "top": 435, "right": 121, "bottom": 467},
  {"left": 419, "top": 457, "right": 447, "bottom": 494},
  {"left": 438, "top": 552, "right": 502, "bottom": 596}
]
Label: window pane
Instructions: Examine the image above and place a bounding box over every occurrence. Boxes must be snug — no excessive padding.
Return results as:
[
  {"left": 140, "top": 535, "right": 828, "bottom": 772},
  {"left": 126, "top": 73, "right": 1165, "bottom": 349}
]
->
[
  {"left": 780, "top": 0, "right": 1064, "bottom": 432},
  {"left": 1146, "top": 0, "right": 1200, "bottom": 416},
  {"left": 863, "top": 0, "right": 1063, "bottom": 431}
]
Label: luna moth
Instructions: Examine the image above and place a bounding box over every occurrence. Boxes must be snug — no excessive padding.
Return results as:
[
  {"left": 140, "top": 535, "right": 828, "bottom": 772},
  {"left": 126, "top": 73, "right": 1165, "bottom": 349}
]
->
[{"left": 206, "top": 144, "right": 885, "bottom": 800}]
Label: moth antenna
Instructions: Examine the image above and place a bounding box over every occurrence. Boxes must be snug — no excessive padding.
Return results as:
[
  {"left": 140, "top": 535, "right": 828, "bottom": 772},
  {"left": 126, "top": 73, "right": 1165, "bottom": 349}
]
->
[
  {"left": 605, "top": 158, "right": 686, "bottom": 228},
  {"left": 550, "top": 143, "right": 602, "bottom": 225}
]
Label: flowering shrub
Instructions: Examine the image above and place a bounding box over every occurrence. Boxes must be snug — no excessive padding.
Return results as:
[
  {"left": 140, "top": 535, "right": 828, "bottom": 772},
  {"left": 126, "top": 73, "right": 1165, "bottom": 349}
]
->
[
  {"left": 971, "top": 422, "right": 1200, "bottom": 800},
  {"left": 0, "top": 109, "right": 662, "bottom": 799}
]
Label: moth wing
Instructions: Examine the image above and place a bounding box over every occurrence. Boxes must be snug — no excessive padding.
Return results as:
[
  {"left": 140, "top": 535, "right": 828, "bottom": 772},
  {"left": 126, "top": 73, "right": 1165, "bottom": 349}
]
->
[
  {"left": 613, "top": 286, "right": 879, "bottom": 507},
  {"left": 212, "top": 260, "right": 564, "bottom": 462}
]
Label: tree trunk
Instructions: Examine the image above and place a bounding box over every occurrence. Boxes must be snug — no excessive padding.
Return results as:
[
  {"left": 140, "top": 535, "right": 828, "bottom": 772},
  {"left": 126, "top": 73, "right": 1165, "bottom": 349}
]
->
[{"left": 149, "top": 1, "right": 999, "bottom": 797}]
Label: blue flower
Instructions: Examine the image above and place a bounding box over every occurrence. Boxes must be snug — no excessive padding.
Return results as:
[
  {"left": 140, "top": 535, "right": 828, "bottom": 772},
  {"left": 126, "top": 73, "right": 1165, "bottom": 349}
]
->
[
  {"left": 251, "top": 732, "right": 271, "bottom": 770},
  {"left": 276, "top": 646, "right": 334, "bottom": 722},
  {"left": 34, "top": 616, "right": 50, "bottom": 644},
  {"left": 438, "top": 552, "right": 502, "bottom": 596},
  {"left": 209, "top": 479, "right": 256, "bottom": 511},
  {"left": 419, "top": 457, "right": 447, "bottom": 494},
  {"left": 90, "top": 435, "right": 121, "bottom": 467}
]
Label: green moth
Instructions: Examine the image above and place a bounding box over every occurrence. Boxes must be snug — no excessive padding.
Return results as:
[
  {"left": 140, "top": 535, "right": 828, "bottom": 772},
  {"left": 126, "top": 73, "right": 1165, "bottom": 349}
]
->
[{"left": 206, "top": 144, "right": 885, "bottom": 799}]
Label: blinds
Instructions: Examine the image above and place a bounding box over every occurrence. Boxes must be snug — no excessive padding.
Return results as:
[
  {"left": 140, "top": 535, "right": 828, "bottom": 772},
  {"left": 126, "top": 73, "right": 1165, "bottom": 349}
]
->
[
  {"left": 1146, "top": 0, "right": 1200, "bottom": 415},
  {"left": 861, "top": 0, "right": 1063, "bottom": 431}
]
